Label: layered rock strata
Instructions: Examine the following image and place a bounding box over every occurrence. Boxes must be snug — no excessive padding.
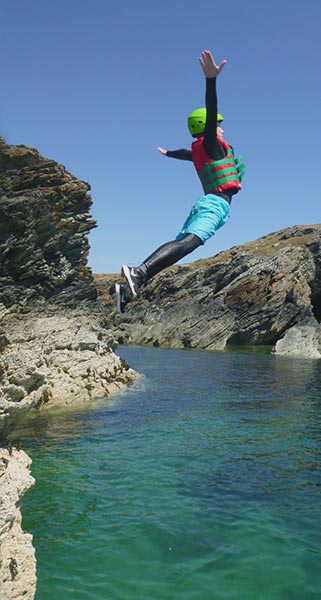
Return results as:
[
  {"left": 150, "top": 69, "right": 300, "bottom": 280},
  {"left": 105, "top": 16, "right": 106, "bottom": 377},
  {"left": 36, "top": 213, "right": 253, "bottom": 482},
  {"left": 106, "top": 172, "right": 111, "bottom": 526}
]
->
[
  {"left": 0, "top": 139, "right": 97, "bottom": 307},
  {"left": 0, "top": 139, "right": 138, "bottom": 600},
  {"left": 97, "top": 224, "right": 321, "bottom": 358},
  {"left": 0, "top": 139, "right": 138, "bottom": 432}
]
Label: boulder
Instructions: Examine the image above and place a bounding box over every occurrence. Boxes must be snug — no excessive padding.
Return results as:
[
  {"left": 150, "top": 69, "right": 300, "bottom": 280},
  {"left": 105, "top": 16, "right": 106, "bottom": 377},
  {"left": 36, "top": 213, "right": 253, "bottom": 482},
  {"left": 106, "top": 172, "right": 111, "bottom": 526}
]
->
[{"left": 273, "top": 323, "right": 321, "bottom": 358}]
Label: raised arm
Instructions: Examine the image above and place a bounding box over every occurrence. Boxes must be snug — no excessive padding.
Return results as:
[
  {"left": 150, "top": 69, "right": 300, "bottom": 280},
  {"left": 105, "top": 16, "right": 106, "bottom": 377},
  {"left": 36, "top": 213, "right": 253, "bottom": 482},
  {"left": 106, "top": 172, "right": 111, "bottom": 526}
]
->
[{"left": 199, "top": 51, "right": 227, "bottom": 158}]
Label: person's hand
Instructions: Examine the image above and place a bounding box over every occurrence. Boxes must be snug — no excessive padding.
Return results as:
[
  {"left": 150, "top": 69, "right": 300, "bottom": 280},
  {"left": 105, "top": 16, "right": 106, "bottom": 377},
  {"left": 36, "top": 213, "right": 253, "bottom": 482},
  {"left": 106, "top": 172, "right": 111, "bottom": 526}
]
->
[
  {"left": 199, "top": 50, "right": 227, "bottom": 78},
  {"left": 157, "top": 146, "right": 168, "bottom": 155}
]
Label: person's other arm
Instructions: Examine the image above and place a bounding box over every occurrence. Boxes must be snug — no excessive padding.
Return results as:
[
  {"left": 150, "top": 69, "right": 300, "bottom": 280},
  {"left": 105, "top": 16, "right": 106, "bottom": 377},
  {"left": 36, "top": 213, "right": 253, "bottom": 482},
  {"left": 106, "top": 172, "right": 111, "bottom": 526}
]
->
[{"left": 157, "top": 146, "right": 193, "bottom": 161}]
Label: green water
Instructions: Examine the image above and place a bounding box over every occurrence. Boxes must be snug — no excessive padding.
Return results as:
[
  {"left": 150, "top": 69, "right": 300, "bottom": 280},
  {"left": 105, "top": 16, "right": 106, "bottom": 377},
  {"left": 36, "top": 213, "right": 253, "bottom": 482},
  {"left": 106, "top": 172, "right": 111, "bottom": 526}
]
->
[{"left": 21, "top": 346, "right": 321, "bottom": 599}]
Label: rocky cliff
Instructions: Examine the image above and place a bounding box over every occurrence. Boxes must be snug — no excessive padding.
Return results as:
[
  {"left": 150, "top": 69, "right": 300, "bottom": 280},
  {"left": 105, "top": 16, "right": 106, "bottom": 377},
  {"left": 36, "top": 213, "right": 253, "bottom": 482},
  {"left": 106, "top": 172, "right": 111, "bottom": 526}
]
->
[
  {"left": 0, "top": 138, "right": 96, "bottom": 307},
  {"left": 0, "top": 139, "right": 137, "bottom": 600},
  {"left": 97, "top": 224, "right": 321, "bottom": 358},
  {"left": 0, "top": 139, "right": 137, "bottom": 433}
]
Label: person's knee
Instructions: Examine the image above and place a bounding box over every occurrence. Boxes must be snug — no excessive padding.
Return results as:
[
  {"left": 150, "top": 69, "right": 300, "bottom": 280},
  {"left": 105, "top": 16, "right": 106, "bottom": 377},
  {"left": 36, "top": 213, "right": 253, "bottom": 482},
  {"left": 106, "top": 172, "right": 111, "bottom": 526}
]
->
[{"left": 180, "top": 233, "right": 203, "bottom": 252}]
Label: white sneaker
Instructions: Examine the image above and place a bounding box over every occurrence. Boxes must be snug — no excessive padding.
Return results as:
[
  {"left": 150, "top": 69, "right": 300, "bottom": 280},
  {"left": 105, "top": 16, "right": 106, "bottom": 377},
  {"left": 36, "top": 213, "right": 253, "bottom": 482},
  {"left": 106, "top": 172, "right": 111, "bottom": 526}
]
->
[{"left": 121, "top": 265, "right": 140, "bottom": 298}]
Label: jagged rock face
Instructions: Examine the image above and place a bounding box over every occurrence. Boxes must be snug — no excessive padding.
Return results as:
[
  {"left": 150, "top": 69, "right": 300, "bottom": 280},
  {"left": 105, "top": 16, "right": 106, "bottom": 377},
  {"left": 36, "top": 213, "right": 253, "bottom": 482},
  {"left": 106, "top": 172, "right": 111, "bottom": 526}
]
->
[
  {"left": 0, "top": 141, "right": 97, "bottom": 307},
  {"left": 0, "top": 448, "right": 36, "bottom": 600},
  {"left": 0, "top": 306, "right": 137, "bottom": 441},
  {"left": 98, "top": 224, "right": 321, "bottom": 356},
  {"left": 0, "top": 141, "right": 139, "bottom": 437},
  {"left": 0, "top": 141, "right": 139, "bottom": 600}
]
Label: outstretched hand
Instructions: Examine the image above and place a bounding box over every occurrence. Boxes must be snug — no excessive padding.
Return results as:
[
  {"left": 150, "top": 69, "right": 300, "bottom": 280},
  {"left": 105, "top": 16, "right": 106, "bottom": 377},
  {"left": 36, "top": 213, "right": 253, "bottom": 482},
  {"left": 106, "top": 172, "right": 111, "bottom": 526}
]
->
[
  {"left": 199, "top": 50, "right": 227, "bottom": 78},
  {"left": 157, "top": 146, "right": 167, "bottom": 156}
]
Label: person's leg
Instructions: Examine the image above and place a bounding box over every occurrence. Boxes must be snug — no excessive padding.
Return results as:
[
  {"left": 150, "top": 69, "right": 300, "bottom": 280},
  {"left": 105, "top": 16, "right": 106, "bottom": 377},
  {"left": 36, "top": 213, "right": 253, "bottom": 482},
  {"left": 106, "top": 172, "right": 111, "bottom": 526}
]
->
[
  {"left": 121, "top": 194, "right": 229, "bottom": 300},
  {"left": 122, "top": 233, "right": 202, "bottom": 296},
  {"left": 140, "top": 233, "right": 202, "bottom": 279}
]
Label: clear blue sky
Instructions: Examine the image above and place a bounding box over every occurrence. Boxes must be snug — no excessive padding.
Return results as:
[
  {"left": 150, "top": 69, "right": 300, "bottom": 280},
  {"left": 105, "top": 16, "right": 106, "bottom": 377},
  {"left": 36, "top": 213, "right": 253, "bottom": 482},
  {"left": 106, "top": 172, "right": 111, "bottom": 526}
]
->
[{"left": 2, "top": 0, "right": 320, "bottom": 274}]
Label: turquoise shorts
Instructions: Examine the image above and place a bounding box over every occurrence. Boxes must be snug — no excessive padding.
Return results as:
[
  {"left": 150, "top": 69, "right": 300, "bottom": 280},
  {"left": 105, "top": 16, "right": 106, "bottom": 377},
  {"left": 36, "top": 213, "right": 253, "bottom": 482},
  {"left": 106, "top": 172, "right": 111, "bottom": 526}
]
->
[{"left": 176, "top": 194, "right": 230, "bottom": 243}]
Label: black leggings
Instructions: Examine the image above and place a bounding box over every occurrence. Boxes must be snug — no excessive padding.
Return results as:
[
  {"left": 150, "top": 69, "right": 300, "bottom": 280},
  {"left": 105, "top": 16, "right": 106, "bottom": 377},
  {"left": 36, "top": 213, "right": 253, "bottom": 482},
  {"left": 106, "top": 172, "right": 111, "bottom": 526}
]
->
[{"left": 138, "top": 233, "right": 202, "bottom": 283}]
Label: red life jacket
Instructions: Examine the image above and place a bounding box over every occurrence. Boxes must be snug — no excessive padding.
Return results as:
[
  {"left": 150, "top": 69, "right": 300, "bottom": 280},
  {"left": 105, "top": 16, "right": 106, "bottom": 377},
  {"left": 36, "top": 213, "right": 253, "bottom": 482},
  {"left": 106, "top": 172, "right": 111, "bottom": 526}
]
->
[{"left": 191, "top": 137, "right": 242, "bottom": 195}]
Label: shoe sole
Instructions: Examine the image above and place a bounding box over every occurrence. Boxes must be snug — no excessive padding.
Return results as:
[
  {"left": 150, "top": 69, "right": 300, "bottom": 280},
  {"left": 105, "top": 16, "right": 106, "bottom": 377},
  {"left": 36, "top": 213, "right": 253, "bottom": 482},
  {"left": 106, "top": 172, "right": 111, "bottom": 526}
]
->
[
  {"left": 121, "top": 265, "right": 137, "bottom": 298},
  {"left": 115, "top": 283, "right": 123, "bottom": 313}
]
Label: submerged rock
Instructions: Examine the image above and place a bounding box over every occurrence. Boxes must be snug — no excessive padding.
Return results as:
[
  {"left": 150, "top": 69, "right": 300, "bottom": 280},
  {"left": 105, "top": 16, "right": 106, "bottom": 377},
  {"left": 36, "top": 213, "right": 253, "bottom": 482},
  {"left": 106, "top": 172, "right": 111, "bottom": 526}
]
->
[{"left": 98, "top": 224, "right": 321, "bottom": 358}]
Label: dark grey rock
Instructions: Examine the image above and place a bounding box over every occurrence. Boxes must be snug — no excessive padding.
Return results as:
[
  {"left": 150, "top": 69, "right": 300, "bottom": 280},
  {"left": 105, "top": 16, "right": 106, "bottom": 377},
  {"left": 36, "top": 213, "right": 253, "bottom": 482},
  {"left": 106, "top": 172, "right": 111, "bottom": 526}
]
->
[
  {"left": 97, "top": 224, "right": 321, "bottom": 358},
  {"left": 0, "top": 142, "right": 97, "bottom": 307}
]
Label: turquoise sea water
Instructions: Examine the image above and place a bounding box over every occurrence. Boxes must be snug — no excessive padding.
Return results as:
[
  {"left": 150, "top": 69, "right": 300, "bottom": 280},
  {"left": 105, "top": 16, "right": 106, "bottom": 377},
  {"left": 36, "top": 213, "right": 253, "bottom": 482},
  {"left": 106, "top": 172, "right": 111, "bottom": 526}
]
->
[{"left": 21, "top": 345, "right": 321, "bottom": 600}]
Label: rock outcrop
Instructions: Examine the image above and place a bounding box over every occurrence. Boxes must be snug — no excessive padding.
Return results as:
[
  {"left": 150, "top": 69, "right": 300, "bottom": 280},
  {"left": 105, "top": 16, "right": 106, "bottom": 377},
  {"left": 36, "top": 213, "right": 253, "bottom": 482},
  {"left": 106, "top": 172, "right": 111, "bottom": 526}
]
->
[
  {"left": 0, "top": 448, "right": 36, "bottom": 600},
  {"left": 0, "top": 139, "right": 138, "bottom": 434},
  {"left": 0, "top": 138, "right": 97, "bottom": 307},
  {"left": 97, "top": 224, "right": 321, "bottom": 358},
  {"left": 0, "top": 139, "right": 138, "bottom": 600},
  {"left": 0, "top": 305, "right": 137, "bottom": 441},
  {"left": 273, "top": 324, "right": 321, "bottom": 358}
]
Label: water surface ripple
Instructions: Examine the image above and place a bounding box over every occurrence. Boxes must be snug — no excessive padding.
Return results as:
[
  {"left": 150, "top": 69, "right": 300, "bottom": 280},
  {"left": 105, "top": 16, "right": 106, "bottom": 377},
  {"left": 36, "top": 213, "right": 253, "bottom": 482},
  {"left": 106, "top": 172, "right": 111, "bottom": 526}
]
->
[{"left": 22, "top": 346, "right": 321, "bottom": 599}]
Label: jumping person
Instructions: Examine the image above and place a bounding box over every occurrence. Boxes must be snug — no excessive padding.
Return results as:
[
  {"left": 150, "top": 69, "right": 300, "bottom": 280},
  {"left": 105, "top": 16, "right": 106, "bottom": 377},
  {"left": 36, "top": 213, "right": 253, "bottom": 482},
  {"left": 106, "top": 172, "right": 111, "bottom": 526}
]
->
[{"left": 116, "top": 50, "right": 245, "bottom": 312}]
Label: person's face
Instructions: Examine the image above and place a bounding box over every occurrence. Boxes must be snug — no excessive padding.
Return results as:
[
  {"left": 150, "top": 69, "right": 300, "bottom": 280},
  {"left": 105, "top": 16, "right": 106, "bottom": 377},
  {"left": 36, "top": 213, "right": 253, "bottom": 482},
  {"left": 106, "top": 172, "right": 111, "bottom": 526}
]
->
[{"left": 216, "top": 123, "right": 224, "bottom": 139}]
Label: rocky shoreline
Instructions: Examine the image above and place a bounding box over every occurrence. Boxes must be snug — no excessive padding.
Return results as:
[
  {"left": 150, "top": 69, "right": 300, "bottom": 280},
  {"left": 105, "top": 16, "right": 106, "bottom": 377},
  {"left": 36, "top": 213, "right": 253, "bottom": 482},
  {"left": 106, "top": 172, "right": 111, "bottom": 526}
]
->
[
  {"left": 0, "top": 140, "right": 138, "bottom": 599},
  {"left": 0, "top": 448, "right": 36, "bottom": 600},
  {"left": 0, "top": 304, "right": 137, "bottom": 600},
  {"left": 0, "top": 304, "right": 136, "bottom": 426}
]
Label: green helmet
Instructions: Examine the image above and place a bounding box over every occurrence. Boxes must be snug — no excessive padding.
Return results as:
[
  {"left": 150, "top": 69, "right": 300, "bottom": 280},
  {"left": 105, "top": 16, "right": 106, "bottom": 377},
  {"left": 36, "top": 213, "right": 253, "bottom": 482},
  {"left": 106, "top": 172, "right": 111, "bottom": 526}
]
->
[{"left": 187, "top": 108, "right": 224, "bottom": 136}]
